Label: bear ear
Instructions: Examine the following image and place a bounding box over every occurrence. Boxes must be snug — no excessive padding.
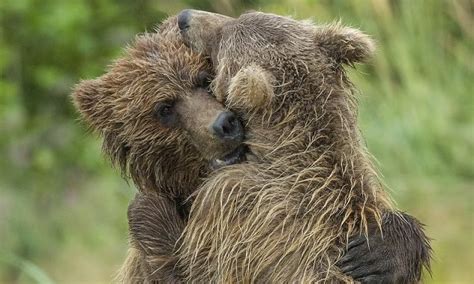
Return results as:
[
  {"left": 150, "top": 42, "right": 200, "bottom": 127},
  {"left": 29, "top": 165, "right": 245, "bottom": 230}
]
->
[
  {"left": 314, "top": 22, "right": 375, "bottom": 66},
  {"left": 226, "top": 64, "right": 274, "bottom": 112},
  {"left": 71, "top": 78, "right": 107, "bottom": 128}
]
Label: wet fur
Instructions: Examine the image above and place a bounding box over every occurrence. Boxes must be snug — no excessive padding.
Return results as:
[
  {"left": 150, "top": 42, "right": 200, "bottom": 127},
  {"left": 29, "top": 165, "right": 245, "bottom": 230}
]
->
[
  {"left": 72, "top": 17, "right": 211, "bottom": 282},
  {"left": 178, "top": 12, "right": 431, "bottom": 282},
  {"left": 72, "top": 13, "right": 432, "bottom": 283},
  {"left": 72, "top": 18, "right": 211, "bottom": 198}
]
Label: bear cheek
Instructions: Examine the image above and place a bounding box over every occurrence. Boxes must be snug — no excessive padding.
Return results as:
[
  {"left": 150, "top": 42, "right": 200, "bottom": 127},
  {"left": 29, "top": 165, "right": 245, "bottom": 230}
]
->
[{"left": 175, "top": 95, "right": 230, "bottom": 160}]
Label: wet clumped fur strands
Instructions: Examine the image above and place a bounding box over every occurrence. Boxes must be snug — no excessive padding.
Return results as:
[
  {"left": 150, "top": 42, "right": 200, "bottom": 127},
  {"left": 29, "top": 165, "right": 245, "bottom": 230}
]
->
[
  {"left": 179, "top": 12, "right": 395, "bottom": 282},
  {"left": 72, "top": 11, "right": 430, "bottom": 283}
]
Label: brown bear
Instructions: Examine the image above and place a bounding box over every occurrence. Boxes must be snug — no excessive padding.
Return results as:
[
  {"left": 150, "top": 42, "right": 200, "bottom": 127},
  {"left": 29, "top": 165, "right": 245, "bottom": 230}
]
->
[
  {"left": 170, "top": 10, "right": 432, "bottom": 283},
  {"left": 72, "top": 17, "right": 247, "bottom": 282},
  {"left": 72, "top": 14, "right": 430, "bottom": 283}
]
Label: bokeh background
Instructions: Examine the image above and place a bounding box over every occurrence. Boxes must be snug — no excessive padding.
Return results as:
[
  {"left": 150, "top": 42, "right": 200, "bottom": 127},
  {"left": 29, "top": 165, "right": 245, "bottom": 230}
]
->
[{"left": 0, "top": 0, "right": 472, "bottom": 283}]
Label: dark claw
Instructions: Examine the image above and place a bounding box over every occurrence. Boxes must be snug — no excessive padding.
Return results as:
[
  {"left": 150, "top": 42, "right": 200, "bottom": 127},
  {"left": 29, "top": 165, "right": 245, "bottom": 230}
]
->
[
  {"left": 344, "top": 259, "right": 380, "bottom": 279},
  {"left": 339, "top": 242, "right": 372, "bottom": 266},
  {"left": 347, "top": 234, "right": 367, "bottom": 250},
  {"left": 340, "top": 262, "right": 359, "bottom": 274},
  {"left": 356, "top": 275, "right": 391, "bottom": 284},
  {"left": 338, "top": 235, "right": 369, "bottom": 267},
  {"left": 340, "top": 255, "right": 379, "bottom": 275},
  {"left": 337, "top": 252, "right": 353, "bottom": 266}
]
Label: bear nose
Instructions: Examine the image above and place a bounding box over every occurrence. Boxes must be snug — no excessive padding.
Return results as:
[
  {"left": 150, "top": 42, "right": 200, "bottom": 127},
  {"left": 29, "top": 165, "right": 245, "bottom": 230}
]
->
[
  {"left": 212, "top": 111, "right": 244, "bottom": 142},
  {"left": 178, "top": 9, "right": 191, "bottom": 31}
]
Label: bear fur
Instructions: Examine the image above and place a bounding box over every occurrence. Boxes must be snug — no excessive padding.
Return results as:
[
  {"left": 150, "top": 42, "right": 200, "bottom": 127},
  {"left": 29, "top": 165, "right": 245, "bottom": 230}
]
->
[
  {"left": 72, "top": 17, "right": 246, "bottom": 282},
  {"left": 72, "top": 14, "right": 431, "bottom": 283},
  {"left": 174, "top": 10, "right": 432, "bottom": 283}
]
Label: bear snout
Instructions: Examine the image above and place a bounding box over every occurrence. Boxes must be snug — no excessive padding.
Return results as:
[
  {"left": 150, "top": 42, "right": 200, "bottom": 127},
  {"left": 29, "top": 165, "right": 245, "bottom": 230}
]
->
[
  {"left": 177, "top": 9, "right": 233, "bottom": 54},
  {"left": 177, "top": 9, "right": 191, "bottom": 31},
  {"left": 211, "top": 111, "right": 244, "bottom": 143}
]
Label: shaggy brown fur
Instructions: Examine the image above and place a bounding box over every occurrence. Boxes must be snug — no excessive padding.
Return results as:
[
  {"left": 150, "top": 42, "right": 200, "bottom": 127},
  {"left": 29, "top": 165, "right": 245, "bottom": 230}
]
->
[
  {"left": 175, "top": 10, "right": 431, "bottom": 282},
  {"left": 72, "top": 18, "right": 236, "bottom": 198},
  {"left": 71, "top": 17, "right": 245, "bottom": 282},
  {"left": 72, "top": 13, "right": 431, "bottom": 283}
]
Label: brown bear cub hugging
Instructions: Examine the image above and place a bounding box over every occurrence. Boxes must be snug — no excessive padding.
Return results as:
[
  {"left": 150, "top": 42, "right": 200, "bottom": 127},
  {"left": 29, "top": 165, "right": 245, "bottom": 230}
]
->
[
  {"left": 174, "top": 10, "right": 432, "bottom": 283},
  {"left": 71, "top": 14, "right": 431, "bottom": 283}
]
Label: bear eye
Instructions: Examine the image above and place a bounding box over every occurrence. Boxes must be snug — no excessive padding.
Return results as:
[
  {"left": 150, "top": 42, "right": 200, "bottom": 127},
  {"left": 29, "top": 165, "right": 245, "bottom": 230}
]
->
[
  {"left": 157, "top": 103, "right": 172, "bottom": 116},
  {"left": 195, "top": 71, "right": 212, "bottom": 89},
  {"left": 154, "top": 101, "right": 176, "bottom": 127}
]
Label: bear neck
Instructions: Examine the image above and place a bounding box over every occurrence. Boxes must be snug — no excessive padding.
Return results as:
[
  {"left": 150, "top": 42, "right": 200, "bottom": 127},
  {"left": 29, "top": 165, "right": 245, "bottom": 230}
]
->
[{"left": 123, "top": 146, "right": 208, "bottom": 198}]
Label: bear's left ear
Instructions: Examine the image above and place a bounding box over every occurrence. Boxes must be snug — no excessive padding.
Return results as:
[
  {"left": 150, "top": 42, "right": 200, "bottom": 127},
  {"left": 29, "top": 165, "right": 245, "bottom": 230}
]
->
[
  {"left": 71, "top": 78, "right": 110, "bottom": 131},
  {"left": 314, "top": 23, "right": 375, "bottom": 66},
  {"left": 225, "top": 64, "right": 274, "bottom": 112}
]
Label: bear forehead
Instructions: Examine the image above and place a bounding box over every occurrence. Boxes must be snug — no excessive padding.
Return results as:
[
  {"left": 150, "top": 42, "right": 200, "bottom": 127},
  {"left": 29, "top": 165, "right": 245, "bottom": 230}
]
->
[
  {"left": 128, "top": 33, "right": 206, "bottom": 78},
  {"left": 105, "top": 33, "right": 209, "bottom": 101},
  {"left": 226, "top": 12, "right": 314, "bottom": 46}
]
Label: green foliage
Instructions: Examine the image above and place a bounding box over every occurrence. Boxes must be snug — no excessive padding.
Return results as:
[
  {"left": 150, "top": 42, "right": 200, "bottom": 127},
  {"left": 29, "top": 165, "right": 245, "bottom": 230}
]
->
[{"left": 0, "top": 0, "right": 472, "bottom": 282}]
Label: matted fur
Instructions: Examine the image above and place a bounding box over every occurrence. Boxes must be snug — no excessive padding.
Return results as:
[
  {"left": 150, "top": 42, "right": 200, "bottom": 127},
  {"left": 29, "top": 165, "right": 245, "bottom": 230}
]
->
[
  {"left": 72, "top": 17, "right": 221, "bottom": 282},
  {"left": 178, "top": 12, "right": 430, "bottom": 282},
  {"left": 72, "top": 12, "right": 431, "bottom": 283},
  {"left": 72, "top": 18, "right": 212, "bottom": 198}
]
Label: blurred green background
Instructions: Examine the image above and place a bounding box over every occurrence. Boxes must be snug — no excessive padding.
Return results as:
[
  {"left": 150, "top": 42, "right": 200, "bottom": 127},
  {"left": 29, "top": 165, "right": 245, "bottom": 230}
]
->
[{"left": 0, "top": 0, "right": 472, "bottom": 283}]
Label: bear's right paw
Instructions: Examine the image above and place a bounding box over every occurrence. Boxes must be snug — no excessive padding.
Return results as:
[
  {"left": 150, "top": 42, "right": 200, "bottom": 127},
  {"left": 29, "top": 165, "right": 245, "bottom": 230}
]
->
[{"left": 127, "top": 193, "right": 186, "bottom": 282}]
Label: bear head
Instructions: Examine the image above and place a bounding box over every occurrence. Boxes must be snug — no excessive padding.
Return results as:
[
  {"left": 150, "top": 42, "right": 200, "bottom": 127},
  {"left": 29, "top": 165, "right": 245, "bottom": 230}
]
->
[
  {"left": 72, "top": 17, "right": 247, "bottom": 198},
  {"left": 179, "top": 10, "right": 376, "bottom": 161}
]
